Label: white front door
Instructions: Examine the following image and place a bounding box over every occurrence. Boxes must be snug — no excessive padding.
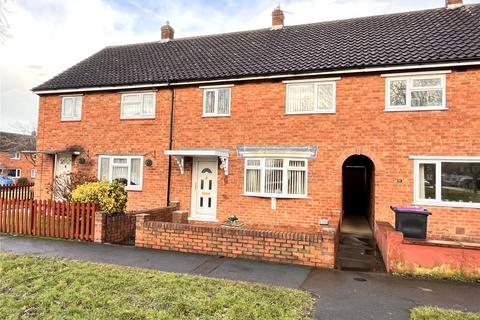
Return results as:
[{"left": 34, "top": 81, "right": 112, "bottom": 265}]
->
[
  {"left": 54, "top": 153, "right": 73, "bottom": 200},
  {"left": 191, "top": 158, "right": 218, "bottom": 220}
]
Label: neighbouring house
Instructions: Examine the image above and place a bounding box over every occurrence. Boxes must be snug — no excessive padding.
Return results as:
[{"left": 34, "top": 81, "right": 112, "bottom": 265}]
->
[
  {"left": 31, "top": 1, "right": 480, "bottom": 270},
  {"left": 0, "top": 131, "right": 36, "bottom": 182}
]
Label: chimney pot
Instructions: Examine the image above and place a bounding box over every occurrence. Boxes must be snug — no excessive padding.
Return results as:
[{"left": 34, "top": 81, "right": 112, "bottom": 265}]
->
[
  {"left": 271, "top": 5, "right": 284, "bottom": 30},
  {"left": 445, "top": 0, "right": 463, "bottom": 9},
  {"left": 161, "top": 21, "right": 174, "bottom": 42}
]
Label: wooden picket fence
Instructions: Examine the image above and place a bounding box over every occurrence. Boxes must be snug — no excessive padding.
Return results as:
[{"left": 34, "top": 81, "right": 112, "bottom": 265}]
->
[
  {"left": 0, "top": 183, "right": 34, "bottom": 200},
  {"left": 0, "top": 199, "right": 97, "bottom": 241}
]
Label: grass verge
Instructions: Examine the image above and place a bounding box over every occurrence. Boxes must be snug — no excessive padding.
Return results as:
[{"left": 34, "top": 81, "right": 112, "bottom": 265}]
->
[
  {"left": 411, "top": 307, "right": 480, "bottom": 320},
  {"left": 0, "top": 252, "right": 313, "bottom": 320}
]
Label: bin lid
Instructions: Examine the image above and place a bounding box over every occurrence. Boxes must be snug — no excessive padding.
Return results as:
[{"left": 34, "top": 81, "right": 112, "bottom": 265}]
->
[{"left": 390, "top": 206, "right": 431, "bottom": 215}]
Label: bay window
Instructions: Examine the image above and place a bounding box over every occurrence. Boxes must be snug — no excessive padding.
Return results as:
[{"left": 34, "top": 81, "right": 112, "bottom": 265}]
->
[
  {"left": 386, "top": 73, "right": 446, "bottom": 111},
  {"left": 413, "top": 157, "right": 480, "bottom": 208},
  {"left": 98, "top": 155, "right": 143, "bottom": 190},
  {"left": 244, "top": 158, "right": 307, "bottom": 197}
]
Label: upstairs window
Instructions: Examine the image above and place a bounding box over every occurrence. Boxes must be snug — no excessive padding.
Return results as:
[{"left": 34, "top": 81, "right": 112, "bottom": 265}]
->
[
  {"left": 202, "top": 86, "right": 231, "bottom": 117},
  {"left": 10, "top": 152, "right": 20, "bottom": 160},
  {"left": 286, "top": 80, "right": 336, "bottom": 114},
  {"left": 413, "top": 157, "right": 480, "bottom": 208},
  {"left": 244, "top": 158, "right": 307, "bottom": 198},
  {"left": 98, "top": 155, "right": 143, "bottom": 190},
  {"left": 121, "top": 92, "right": 156, "bottom": 119},
  {"left": 61, "top": 96, "right": 82, "bottom": 121},
  {"left": 386, "top": 74, "right": 446, "bottom": 111}
]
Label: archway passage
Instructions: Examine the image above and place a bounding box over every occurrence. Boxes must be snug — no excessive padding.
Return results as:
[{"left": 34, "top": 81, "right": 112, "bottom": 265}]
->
[
  {"left": 342, "top": 154, "right": 374, "bottom": 232},
  {"left": 336, "top": 155, "right": 385, "bottom": 272}
]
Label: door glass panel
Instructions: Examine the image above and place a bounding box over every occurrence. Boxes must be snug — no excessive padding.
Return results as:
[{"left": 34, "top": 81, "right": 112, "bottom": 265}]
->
[
  {"left": 200, "top": 197, "right": 203, "bottom": 207},
  {"left": 200, "top": 180, "right": 204, "bottom": 190},
  {"left": 208, "top": 198, "right": 212, "bottom": 208},
  {"left": 209, "top": 180, "right": 212, "bottom": 190}
]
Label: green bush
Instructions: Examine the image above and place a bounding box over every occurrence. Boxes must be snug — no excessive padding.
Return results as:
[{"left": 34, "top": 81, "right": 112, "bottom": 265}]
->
[
  {"left": 71, "top": 180, "right": 127, "bottom": 214},
  {"left": 16, "top": 177, "right": 30, "bottom": 185}
]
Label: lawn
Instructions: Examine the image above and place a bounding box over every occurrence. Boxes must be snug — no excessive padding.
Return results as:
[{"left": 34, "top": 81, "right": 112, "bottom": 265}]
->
[
  {"left": 0, "top": 253, "right": 314, "bottom": 320},
  {"left": 411, "top": 307, "right": 480, "bottom": 320}
]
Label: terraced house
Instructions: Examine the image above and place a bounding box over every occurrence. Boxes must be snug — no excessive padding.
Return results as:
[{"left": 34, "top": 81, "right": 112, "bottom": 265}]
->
[{"left": 32, "top": 0, "right": 480, "bottom": 270}]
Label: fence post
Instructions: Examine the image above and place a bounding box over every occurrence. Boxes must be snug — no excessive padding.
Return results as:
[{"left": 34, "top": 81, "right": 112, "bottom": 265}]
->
[{"left": 94, "top": 211, "right": 106, "bottom": 243}]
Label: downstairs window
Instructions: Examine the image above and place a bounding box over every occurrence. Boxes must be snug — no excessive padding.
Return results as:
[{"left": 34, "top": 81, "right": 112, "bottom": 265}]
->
[
  {"left": 414, "top": 158, "right": 480, "bottom": 208},
  {"left": 244, "top": 158, "right": 307, "bottom": 198},
  {"left": 98, "top": 155, "right": 143, "bottom": 191},
  {"left": 7, "top": 169, "right": 21, "bottom": 178}
]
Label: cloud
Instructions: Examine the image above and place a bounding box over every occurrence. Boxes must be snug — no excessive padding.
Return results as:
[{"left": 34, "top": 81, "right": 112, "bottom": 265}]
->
[{"left": 0, "top": 0, "right": 477, "bottom": 132}]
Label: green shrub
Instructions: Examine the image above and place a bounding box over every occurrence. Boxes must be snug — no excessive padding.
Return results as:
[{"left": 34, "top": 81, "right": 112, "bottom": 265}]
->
[
  {"left": 71, "top": 180, "right": 127, "bottom": 214},
  {"left": 16, "top": 177, "right": 30, "bottom": 185}
]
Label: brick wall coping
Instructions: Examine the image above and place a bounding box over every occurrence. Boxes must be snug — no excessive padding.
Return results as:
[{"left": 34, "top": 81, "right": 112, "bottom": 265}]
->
[
  {"left": 143, "top": 219, "right": 326, "bottom": 242},
  {"left": 376, "top": 221, "right": 480, "bottom": 250},
  {"left": 97, "top": 204, "right": 180, "bottom": 217}
]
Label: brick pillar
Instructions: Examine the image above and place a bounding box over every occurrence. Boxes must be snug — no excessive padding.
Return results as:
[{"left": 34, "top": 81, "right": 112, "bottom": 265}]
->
[
  {"left": 170, "top": 200, "right": 180, "bottom": 211},
  {"left": 94, "top": 211, "right": 106, "bottom": 243},
  {"left": 172, "top": 210, "right": 188, "bottom": 224},
  {"left": 135, "top": 214, "right": 149, "bottom": 247},
  {"left": 321, "top": 227, "right": 337, "bottom": 269}
]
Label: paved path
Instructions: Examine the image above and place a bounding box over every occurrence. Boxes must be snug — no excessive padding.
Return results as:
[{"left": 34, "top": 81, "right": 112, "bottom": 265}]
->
[{"left": 1, "top": 235, "right": 479, "bottom": 320}]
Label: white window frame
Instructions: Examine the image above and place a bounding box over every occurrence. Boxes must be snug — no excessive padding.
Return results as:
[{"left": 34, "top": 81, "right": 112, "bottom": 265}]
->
[
  {"left": 285, "top": 79, "right": 337, "bottom": 114},
  {"left": 385, "top": 73, "right": 447, "bottom": 111},
  {"left": 243, "top": 158, "right": 308, "bottom": 198},
  {"left": 10, "top": 152, "right": 20, "bottom": 160},
  {"left": 31, "top": 169, "right": 36, "bottom": 178},
  {"left": 7, "top": 168, "right": 21, "bottom": 178},
  {"left": 61, "top": 95, "right": 82, "bottom": 121},
  {"left": 202, "top": 86, "right": 232, "bottom": 117},
  {"left": 97, "top": 155, "right": 144, "bottom": 191},
  {"left": 412, "top": 156, "right": 480, "bottom": 208},
  {"left": 120, "top": 92, "right": 156, "bottom": 119}
]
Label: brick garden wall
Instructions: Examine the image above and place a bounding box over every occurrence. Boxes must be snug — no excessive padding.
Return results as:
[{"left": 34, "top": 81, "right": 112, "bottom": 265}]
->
[
  {"left": 35, "top": 67, "right": 480, "bottom": 242},
  {"left": 94, "top": 202, "right": 181, "bottom": 244},
  {"left": 135, "top": 214, "right": 337, "bottom": 268},
  {"left": 375, "top": 221, "right": 480, "bottom": 275}
]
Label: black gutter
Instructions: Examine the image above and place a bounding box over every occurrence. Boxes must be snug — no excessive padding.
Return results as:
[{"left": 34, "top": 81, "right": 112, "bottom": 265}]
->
[{"left": 166, "top": 84, "right": 175, "bottom": 206}]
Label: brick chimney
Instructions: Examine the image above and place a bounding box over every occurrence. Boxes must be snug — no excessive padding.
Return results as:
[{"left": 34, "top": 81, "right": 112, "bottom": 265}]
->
[
  {"left": 445, "top": 0, "right": 463, "bottom": 9},
  {"left": 271, "top": 6, "right": 284, "bottom": 30},
  {"left": 161, "top": 21, "right": 174, "bottom": 42}
]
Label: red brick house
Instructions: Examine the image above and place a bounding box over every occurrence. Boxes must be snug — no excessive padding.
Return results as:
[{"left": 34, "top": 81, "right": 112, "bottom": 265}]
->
[
  {"left": 0, "top": 132, "right": 36, "bottom": 182},
  {"left": 32, "top": 1, "right": 480, "bottom": 269}
]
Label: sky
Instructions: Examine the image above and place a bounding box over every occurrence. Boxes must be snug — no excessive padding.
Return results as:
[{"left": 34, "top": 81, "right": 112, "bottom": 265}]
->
[{"left": 0, "top": 0, "right": 477, "bottom": 133}]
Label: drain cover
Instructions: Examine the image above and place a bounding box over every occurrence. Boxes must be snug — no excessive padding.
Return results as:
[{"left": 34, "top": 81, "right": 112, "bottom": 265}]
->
[{"left": 353, "top": 277, "right": 367, "bottom": 282}]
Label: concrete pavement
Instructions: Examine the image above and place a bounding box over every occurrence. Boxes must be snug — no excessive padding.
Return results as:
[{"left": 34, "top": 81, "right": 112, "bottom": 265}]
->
[{"left": 1, "top": 234, "right": 479, "bottom": 320}]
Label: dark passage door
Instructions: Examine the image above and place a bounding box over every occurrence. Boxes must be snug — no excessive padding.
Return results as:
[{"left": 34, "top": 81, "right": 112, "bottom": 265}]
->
[{"left": 343, "top": 166, "right": 368, "bottom": 216}]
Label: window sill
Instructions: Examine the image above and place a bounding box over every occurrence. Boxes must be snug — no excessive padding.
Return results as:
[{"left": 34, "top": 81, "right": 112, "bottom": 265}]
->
[
  {"left": 202, "top": 114, "right": 230, "bottom": 118},
  {"left": 61, "top": 118, "right": 81, "bottom": 122},
  {"left": 188, "top": 216, "right": 218, "bottom": 222},
  {"left": 120, "top": 116, "right": 156, "bottom": 120},
  {"left": 413, "top": 201, "right": 480, "bottom": 209},
  {"left": 241, "top": 193, "right": 310, "bottom": 199},
  {"left": 126, "top": 188, "right": 142, "bottom": 192},
  {"left": 285, "top": 111, "right": 335, "bottom": 115},
  {"left": 384, "top": 107, "right": 448, "bottom": 112}
]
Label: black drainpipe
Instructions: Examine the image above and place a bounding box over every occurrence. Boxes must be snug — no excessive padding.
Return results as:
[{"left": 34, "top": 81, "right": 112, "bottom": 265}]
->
[{"left": 166, "top": 83, "right": 175, "bottom": 206}]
